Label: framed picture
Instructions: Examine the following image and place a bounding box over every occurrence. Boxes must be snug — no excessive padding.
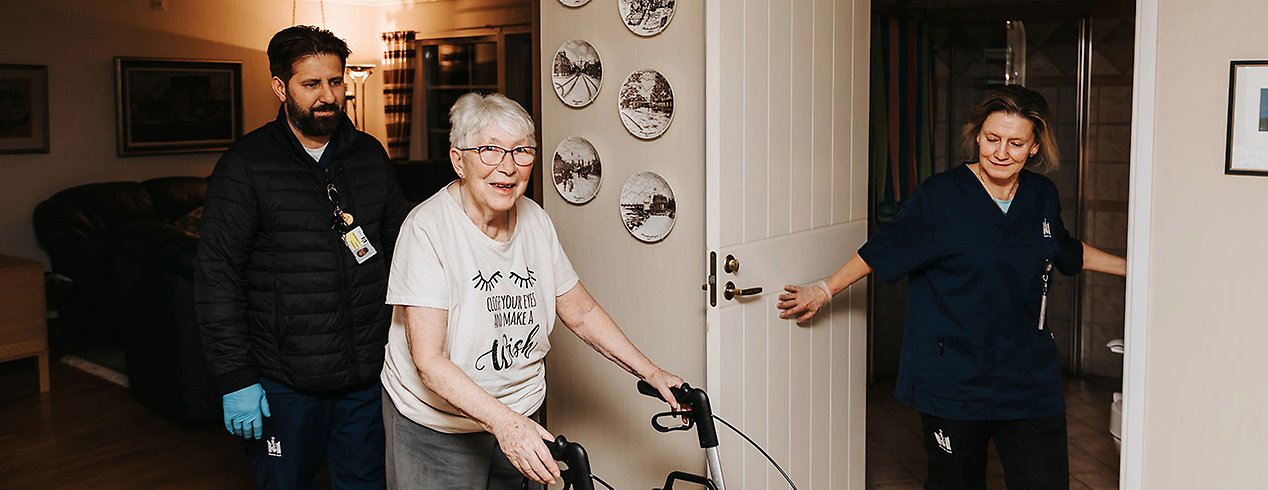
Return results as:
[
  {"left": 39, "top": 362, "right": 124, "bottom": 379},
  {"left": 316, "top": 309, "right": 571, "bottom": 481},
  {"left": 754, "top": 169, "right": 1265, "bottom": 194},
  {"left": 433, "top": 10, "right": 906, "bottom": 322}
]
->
[
  {"left": 114, "top": 57, "right": 243, "bottom": 156},
  {"left": 1225, "top": 60, "right": 1268, "bottom": 175},
  {"left": 0, "top": 64, "right": 50, "bottom": 154}
]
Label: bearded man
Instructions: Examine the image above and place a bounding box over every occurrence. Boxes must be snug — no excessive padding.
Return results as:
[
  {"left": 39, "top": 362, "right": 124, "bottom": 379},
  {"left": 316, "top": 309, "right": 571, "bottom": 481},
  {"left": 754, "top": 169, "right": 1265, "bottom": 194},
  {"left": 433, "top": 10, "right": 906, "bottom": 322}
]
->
[{"left": 196, "top": 25, "right": 404, "bottom": 489}]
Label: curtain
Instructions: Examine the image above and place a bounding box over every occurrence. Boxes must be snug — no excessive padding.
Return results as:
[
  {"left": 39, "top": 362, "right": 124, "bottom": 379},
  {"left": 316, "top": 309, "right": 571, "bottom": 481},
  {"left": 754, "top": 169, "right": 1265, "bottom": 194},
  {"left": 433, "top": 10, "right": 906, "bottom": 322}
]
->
[
  {"left": 382, "top": 31, "right": 416, "bottom": 160},
  {"left": 870, "top": 17, "right": 935, "bottom": 223}
]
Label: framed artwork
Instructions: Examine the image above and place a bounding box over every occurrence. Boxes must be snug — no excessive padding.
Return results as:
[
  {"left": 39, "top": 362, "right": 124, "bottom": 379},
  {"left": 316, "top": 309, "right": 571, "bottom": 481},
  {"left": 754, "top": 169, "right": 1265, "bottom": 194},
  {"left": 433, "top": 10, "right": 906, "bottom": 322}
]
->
[
  {"left": 620, "top": 171, "right": 676, "bottom": 242},
  {"left": 1225, "top": 60, "right": 1268, "bottom": 175},
  {"left": 0, "top": 64, "right": 50, "bottom": 154},
  {"left": 618, "top": 68, "right": 674, "bottom": 139},
  {"left": 114, "top": 57, "right": 243, "bottom": 157},
  {"left": 553, "top": 136, "right": 602, "bottom": 204},
  {"left": 552, "top": 39, "right": 602, "bottom": 108},
  {"left": 619, "top": 0, "right": 676, "bottom": 37}
]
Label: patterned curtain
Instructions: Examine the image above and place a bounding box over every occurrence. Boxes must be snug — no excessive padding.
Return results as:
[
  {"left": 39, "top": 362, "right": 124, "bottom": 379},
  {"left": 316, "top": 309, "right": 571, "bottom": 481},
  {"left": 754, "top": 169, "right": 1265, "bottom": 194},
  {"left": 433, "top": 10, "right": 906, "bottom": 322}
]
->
[
  {"left": 870, "top": 17, "right": 935, "bottom": 223},
  {"left": 382, "top": 31, "right": 416, "bottom": 160}
]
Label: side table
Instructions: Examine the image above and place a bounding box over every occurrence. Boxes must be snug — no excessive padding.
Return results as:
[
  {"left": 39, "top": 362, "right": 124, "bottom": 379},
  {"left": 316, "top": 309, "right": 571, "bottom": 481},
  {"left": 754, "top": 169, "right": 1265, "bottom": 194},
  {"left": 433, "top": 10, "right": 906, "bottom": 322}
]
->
[{"left": 0, "top": 254, "right": 49, "bottom": 392}]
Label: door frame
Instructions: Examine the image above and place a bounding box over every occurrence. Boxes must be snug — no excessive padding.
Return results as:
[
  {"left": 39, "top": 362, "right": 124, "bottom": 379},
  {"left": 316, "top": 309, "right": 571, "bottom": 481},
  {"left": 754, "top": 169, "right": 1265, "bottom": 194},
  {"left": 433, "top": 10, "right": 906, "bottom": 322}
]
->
[
  {"left": 700, "top": 0, "right": 1156, "bottom": 486},
  {"left": 703, "top": 0, "right": 721, "bottom": 394},
  {"left": 1122, "top": 0, "right": 1158, "bottom": 487}
]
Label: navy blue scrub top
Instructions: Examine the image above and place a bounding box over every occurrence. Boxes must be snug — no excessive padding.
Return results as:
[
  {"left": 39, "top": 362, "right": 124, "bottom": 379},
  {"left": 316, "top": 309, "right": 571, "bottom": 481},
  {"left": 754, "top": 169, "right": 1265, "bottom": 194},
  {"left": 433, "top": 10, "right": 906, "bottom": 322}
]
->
[{"left": 858, "top": 163, "right": 1083, "bottom": 421}]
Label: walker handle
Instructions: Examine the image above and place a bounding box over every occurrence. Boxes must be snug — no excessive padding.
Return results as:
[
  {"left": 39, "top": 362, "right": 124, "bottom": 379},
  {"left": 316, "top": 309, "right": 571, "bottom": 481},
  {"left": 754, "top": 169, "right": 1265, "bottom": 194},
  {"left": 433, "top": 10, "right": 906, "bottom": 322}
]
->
[
  {"left": 636, "top": 381, "right": 720, "bottom": 449},
  {"left": 545, "top": 435, "right": 594, "bottom": 490}
]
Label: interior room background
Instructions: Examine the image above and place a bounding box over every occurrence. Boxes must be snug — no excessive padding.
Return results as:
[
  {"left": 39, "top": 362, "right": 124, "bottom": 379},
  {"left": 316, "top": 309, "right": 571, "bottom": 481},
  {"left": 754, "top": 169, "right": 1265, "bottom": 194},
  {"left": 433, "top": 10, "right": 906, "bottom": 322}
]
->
[{"left": 0, "top": 0, "right": 531, "bottom": 263}]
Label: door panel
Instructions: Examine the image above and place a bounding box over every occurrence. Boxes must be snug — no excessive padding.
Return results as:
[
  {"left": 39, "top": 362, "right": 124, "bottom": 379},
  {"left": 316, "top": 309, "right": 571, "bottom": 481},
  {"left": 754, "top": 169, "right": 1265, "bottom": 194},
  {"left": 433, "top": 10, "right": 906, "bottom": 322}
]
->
[{"left": 707, "top": 0, "right": 870, "bottom": 488}]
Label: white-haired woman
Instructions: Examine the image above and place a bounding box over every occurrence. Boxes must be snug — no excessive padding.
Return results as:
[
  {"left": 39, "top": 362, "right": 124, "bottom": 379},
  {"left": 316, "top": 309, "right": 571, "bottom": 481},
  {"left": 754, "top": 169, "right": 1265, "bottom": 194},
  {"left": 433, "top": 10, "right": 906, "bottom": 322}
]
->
[{"left": 380, "top": 93, "right": 684, "bottom": 488}]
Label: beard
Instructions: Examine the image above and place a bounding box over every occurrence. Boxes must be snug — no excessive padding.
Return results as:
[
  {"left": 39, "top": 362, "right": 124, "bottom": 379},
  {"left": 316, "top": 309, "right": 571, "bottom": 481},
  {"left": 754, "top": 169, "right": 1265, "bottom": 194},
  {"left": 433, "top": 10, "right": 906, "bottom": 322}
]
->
[{"left": 285, "top": 94, "right": 342, "bottom": 138}]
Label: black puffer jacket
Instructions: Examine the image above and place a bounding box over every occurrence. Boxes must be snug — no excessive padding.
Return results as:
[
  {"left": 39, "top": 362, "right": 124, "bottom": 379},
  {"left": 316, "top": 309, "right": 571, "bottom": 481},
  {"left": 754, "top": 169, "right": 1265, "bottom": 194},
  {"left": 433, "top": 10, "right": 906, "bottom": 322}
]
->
[{"left": 196, "top": 108, "right": 405, "bottom": 394}]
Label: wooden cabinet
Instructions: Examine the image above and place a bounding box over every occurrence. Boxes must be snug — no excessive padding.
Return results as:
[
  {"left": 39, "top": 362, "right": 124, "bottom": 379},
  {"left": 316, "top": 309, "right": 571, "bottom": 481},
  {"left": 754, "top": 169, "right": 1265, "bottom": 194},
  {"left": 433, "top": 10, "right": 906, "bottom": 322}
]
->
[
  {"left": 0, "top": 254, "right": 49, "bottom": 392},
  {"left": 415, "top": 30, "right": 536, "bottom": 162}
]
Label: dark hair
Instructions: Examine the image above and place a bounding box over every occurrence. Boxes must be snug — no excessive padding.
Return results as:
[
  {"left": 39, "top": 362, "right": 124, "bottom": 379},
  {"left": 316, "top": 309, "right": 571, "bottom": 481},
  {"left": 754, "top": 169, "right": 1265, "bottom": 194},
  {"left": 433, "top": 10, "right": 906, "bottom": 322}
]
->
[
  {"left": 960, "top": 85, "right": 1060, "bottom": 173},
  {"left": 267, "top": 25, "right": 351, "bottom": 82}
]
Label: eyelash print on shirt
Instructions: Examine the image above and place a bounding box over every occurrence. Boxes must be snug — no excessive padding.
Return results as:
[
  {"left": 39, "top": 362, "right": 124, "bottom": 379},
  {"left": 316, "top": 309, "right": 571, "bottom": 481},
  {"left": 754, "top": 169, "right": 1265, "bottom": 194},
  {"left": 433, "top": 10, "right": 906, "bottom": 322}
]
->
[
  {"left": 509, "top": 267, "right": 536, "bottom": 288},
  {"left": 471, "top": 270, "right": 502, "bottom": 291}
]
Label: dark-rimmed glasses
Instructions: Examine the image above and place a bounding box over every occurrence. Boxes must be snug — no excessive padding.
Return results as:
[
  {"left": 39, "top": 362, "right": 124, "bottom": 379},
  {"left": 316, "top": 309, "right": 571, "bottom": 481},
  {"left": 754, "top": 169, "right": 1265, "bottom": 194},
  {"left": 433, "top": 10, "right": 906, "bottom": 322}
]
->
[{"left": 457, "top": 145, "right": 537, "bottom": 167}]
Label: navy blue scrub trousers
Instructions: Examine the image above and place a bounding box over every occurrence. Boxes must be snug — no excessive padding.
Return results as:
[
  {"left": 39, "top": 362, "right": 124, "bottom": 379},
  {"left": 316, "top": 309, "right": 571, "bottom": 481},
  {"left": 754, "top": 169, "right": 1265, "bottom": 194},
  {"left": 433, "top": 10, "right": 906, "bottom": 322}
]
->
[
  {"left": 920, "top": 412, "right": 1069, "bottom": 490},
  {"left": 243, "top": 377, "right": 386, "bottom": 489}
]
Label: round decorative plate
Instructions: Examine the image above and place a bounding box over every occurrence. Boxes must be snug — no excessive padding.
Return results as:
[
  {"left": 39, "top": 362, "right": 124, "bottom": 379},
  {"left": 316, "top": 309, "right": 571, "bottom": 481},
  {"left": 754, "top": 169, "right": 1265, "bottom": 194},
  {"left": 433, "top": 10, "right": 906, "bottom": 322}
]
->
[
  {"left": 618, "top": 0, "right": 676, "bottom": 36},
  {"left": 619, "top": 171, "right": 676, "bottom": 243},
  {"left": 617, "top": 68, "right": 674, "bottom": 139},
  {"left": 552, "top": 137, "right": 602, "bottom": 204},
  {"left": 552, "top": 39, "right": 602, "bottom": 108},
  {"left": 559, "top": 0, "right": 590, "bottom": 6}
]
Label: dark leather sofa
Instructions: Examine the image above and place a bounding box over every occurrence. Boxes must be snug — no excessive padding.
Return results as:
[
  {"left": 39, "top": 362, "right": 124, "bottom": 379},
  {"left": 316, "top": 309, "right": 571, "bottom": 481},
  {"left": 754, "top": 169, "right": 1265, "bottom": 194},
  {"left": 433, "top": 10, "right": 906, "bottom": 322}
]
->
[
  {"left": 32, "top": 162, "right": 456, "bottom": 424},
  {"left": 33, "top": 176, "right": 217, "bottom": 423}
]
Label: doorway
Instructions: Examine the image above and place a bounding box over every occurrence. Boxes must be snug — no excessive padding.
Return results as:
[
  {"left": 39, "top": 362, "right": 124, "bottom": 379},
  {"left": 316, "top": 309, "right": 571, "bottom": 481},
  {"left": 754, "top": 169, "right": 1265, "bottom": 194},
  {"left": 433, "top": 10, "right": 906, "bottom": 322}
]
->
[{"left": 865, "top": 0, "right": 1135, "bottom": 487}]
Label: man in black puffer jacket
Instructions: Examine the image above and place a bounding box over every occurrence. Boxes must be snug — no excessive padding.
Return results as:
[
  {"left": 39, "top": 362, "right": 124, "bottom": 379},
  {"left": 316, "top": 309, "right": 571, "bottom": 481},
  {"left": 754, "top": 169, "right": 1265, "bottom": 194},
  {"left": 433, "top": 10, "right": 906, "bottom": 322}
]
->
[{"left": 196, "top": 25, "right": 404, "bottom": 489}]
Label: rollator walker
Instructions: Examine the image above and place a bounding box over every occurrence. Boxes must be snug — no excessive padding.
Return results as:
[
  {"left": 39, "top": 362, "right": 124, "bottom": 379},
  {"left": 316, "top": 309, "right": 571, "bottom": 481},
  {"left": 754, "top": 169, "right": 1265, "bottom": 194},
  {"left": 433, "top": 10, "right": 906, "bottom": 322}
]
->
[{"left": 548, "top": 380, "right": 797, "bottom": 490}]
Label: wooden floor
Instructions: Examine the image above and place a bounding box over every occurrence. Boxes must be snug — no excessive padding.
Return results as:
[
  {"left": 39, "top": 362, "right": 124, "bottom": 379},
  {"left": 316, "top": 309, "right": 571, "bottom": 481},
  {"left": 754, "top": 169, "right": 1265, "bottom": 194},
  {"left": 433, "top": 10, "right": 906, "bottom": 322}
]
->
[
  {"left": 0, "top": 356, "right": 256, "bottom": 489},
  {"left": 2, "top": 351, "right": 1122, "bottom": 489}
]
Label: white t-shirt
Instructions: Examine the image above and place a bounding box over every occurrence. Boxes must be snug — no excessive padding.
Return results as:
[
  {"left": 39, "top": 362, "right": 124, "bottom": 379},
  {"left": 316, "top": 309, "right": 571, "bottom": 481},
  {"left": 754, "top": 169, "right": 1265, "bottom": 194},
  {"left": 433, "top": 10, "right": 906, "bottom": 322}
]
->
[
  {"left": 304, "top": 141, "right": 328, "bottom": 162},
  {"left": 382, "top": 184, "right": 579, "bottom": 433}
]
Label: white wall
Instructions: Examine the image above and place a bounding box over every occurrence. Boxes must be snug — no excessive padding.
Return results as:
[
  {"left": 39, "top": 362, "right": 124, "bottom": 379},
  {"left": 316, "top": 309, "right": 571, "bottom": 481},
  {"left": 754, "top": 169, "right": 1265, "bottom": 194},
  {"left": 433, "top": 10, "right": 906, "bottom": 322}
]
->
[
  {"left": 1138, "top": 0, "right": 1268, "bottom": 486},
  {"left": 0, "top": 0, "right": 529, "bottom": 264},
  {"left": 540, "top": 1, "right": 707, "bottom": 487}
]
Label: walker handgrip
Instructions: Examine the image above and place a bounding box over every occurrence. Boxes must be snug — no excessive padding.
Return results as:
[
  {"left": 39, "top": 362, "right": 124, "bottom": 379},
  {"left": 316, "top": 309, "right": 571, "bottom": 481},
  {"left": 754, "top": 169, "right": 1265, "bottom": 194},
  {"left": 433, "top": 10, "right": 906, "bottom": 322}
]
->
[
  {"left": 637, "top": 380, "right": 690, "bottom": 404},
  {"left": 545, "top": 435, "right": 594, "bottom": 490},
  {"left": 636, "top": 381, "right": 719, "bottom": 449}
]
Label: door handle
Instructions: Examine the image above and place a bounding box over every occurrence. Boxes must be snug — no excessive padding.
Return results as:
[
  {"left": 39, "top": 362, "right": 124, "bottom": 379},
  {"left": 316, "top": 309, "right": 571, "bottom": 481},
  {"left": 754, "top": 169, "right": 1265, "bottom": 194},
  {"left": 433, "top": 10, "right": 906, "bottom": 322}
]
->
[{"left": 723, "top": 281, "right": 762, "bottom": 301}]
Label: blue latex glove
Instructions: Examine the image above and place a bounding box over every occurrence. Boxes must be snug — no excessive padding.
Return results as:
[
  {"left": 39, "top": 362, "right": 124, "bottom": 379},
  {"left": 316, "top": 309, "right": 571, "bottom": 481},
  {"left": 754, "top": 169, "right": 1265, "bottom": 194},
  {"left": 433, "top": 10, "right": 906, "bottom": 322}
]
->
[{"left": 223, "top": 383, "right": 271, "bottom": 439}]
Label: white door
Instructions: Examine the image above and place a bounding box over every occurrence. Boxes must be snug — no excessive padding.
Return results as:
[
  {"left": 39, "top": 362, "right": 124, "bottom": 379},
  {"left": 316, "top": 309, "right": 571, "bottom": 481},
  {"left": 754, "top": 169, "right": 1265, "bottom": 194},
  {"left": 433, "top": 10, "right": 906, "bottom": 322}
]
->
[{"left": 705, "top": 0, "right": 871, "bottom": 489}]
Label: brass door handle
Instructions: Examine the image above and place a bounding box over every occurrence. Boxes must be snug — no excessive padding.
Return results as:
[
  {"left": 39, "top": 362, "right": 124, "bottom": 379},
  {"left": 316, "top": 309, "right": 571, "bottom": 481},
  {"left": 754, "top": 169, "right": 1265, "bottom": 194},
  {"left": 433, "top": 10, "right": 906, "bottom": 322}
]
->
[{"left": 723, "top": 281, "right": 762, "bottom": 300}]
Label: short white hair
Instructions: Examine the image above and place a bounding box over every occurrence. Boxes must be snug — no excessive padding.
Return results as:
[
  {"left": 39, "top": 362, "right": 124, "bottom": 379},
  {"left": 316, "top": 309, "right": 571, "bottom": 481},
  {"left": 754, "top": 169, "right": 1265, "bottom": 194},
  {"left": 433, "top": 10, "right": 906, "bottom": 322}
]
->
[{"left": 448, "top": 93, "right": 536, "bottom": 148}]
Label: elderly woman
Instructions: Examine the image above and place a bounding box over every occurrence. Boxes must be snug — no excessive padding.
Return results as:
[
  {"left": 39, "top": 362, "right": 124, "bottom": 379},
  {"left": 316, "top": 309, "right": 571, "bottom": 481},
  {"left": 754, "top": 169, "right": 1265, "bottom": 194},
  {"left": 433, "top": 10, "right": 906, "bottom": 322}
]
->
[
  {"left": 777, "top": 85, "right": 1126, "bottom": 489},
  {"left": 381, "top": 92, "right": 683, "bottom": 488}
]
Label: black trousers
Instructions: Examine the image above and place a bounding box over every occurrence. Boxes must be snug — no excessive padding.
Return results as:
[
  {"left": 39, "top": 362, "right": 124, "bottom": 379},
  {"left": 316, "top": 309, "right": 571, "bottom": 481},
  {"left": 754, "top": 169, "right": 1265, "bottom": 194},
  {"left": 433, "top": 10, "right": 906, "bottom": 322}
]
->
[
  {"left": 243, "top": 377, "right": 386, "bottom": 490},
  {"left": 920, "top": 412, "right": 1069, "bottom": 490}
]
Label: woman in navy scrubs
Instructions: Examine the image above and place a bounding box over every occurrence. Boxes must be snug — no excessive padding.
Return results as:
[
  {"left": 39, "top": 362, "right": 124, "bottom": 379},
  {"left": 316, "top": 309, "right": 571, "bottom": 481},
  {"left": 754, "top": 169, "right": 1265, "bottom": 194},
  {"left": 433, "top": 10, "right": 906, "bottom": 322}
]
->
[{"left": 777, "top": 85, "right": 1126, "bottom": 489}]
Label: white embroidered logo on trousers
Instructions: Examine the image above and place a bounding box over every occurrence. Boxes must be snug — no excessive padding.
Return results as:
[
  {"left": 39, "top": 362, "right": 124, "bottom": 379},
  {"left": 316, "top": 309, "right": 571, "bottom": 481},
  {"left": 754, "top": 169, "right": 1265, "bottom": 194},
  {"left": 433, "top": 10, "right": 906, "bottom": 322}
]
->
[
  {"left": 267, "top": 437, "right": 282, "bottom": 458},
  {"left": 934, "top": 429, "right": 953, "bottom": 454},
  {"left": 1042, "top": 218, "right": 1052, "bottom": 238}
]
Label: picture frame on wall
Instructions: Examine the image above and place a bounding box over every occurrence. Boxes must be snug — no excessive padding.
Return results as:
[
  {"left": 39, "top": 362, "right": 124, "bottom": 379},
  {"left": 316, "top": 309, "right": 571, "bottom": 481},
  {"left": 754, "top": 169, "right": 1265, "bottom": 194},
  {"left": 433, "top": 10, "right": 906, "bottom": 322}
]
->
[
  {"left": 0, "top": 64, "right": 50, "bottom": 154},
  {"left": 114, "top": 57, "right": 243, "bottom": 157},
  {"left": 1225, "top": 60, "right": 1268, "bottom": 175}
]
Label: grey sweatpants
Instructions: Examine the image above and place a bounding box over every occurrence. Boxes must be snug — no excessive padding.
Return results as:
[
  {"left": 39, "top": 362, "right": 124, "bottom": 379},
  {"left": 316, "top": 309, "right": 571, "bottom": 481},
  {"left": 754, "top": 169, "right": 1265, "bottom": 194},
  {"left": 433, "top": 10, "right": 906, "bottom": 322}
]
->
[{"left": 383, "top": 389, "right": 542, "bottom": 490}]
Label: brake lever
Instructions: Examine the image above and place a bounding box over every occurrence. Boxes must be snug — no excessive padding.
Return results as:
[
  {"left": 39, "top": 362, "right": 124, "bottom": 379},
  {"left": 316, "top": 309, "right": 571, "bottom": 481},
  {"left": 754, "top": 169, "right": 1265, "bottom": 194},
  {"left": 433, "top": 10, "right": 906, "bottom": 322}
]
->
[{"left": 651, "top": 410, "right": 696, "bottom": 433}]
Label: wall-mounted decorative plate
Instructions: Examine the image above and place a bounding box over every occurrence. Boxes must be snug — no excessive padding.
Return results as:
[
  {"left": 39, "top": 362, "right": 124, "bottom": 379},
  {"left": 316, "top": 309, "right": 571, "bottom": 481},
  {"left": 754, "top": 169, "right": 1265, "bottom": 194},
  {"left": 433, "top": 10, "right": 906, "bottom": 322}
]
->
[
  {"left": 559, "top": 0, "right": 590, "bottom": 6},
  {"left": 618, "top": 0, "right": 676, "bottom": 37},
  {"left": 552, "top": 39, "right": 602, "bottom": 108},
  {"left": 553, "top": 136, "right": 602, "bottom": 204},
  {"left": 619, "top": 171, "right": 676, "bottom": 243},
  {"left": 618, "top": 69, "right": 674, "bottom": 139}
]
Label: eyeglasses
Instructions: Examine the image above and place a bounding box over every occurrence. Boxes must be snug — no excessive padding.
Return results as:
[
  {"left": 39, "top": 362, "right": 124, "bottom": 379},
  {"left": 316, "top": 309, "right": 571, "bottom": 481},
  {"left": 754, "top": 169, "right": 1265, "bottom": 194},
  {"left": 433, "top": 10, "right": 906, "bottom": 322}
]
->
[{"left": 457, "top": 145, "right": 537, "bottom": 167}]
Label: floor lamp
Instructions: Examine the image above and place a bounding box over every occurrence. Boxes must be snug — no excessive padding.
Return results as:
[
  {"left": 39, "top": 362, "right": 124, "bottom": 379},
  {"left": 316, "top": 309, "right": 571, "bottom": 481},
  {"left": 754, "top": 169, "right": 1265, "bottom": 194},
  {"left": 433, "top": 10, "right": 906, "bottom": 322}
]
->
[{"left": 345, "top": 64, "right": 375, "bottom": 130}]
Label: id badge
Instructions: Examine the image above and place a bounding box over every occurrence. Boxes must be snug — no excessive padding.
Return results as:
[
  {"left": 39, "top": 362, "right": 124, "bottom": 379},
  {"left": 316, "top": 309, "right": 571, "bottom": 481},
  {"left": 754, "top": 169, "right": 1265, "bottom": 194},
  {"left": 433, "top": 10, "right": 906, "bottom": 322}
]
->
[{"left": 342, "top": 226, "right": 378, "bottom": 264}]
